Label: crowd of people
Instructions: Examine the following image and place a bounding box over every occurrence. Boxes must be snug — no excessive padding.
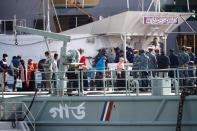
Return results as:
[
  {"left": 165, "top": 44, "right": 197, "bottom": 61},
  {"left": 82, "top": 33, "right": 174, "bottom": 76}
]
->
[
  {"left": 0, "top": 51, "right": 59, "bottom": 92},
  {"left": 0, "top": 45, "right": 196, "bottom": 93},
  {"left": 86, "top": 45, "right": 196, "bottom": 90}
]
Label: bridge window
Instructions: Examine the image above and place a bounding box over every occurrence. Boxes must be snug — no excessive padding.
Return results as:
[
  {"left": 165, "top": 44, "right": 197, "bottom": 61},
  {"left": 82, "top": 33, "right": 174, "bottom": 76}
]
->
[
  {"left": 53, "top": 15, "right": 93, "bottom": 32},
  {"left": 177, "top": 34, "right": 197, "bottom": 53}
]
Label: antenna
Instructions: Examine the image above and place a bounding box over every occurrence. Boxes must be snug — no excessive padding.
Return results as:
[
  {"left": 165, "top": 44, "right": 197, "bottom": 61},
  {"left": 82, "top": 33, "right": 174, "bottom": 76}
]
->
[
  {"left": 127, "top": 0, "right": 130, "bottom": 11},
  {"left": 46, "top": 0, "right": 51, "bottom": 32},
  {"left": 42, "top": 0, "right": 46, "bottom": 31},
  {"left": 187, "top": 0, "right": 190, "bottom": 12}
]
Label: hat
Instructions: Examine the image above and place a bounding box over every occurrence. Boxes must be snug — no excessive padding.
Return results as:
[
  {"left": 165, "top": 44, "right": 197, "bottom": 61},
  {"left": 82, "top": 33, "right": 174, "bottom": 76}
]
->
[
  {"left": 78, "top": 48, "right": 84, "bottom": 51},
  {"left": 133, "top": 49, "right": 138, "bottom": 53},
  {"left": 139, "top": 49, "right": 144, "bottom": 53},
  {"left": 119, "top": 57, "right": 124, "bottom": 61},
  {"left": 78, "top": 48, "right": 84, "bottom": 53},
  {"left": 3, "top": 53, "right": 8, "bottom": 58},
  {"left": 148, "top": 47, "right": 153, "bottom": 51},
  {"left": 155, "top": 48, "right": 160, "bottom": 53},
  {"left": 186, "top": 47, "right": 192, "bottom": 50},
  {"left": 169, "top": 49, "right": 174, "bottom": 52},
  {"left": 28, "top": 58, "right": 33, "bottom": 64}
]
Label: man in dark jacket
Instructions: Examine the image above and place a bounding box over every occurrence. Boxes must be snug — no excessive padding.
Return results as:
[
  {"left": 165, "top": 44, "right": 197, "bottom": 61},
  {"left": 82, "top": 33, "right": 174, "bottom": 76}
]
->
[
  {"left": 168, "top": 49, "right": 179, "bottom": 78},
  {"left": 157, "top": 51, "right": 170, "bottom": 77}
]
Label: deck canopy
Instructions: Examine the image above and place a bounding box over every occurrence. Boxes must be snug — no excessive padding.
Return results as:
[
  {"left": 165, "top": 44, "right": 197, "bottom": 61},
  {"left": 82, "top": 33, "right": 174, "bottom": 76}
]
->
[{"left": 62, "top": 11, "right": 193, "bottom": 36}]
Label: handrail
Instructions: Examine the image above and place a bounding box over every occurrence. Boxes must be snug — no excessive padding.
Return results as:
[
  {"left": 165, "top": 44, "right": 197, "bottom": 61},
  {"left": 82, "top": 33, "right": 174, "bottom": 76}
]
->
[
  {"left": 1, "top": 67, "right": 196, "bottom": 97},
  {"left": 0, "top": 102, "right": 35, "bottom": 131}
]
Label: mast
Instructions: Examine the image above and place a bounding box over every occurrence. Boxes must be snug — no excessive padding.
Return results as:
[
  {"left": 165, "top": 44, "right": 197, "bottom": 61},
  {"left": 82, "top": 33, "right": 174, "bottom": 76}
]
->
[
  {"left": 42, "top": 0, "right": 46, "bottom": 30},
  {"left": 46, "top": 0, "right": 51, "bottom": 32},
  {"left": 127, "top": 0, "right": 130, "bottom": 11},
  {"left": 187, "top": 0, "right": 190, "bottom": 12}
]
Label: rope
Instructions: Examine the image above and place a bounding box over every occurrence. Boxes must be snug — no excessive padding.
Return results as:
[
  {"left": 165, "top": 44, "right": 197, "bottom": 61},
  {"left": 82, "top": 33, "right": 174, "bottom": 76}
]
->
[
  {"left": 73, "top": 3, "right": 97, "bottom": 21},
  {"left": 51, "top": 0, "right": 62, "bottom": 32},
  {"left": 0, "top": 40, "right": 45, "bottom": 46},
  {"left": 22, "top": 88, "right": 38, "bottom": 121}
]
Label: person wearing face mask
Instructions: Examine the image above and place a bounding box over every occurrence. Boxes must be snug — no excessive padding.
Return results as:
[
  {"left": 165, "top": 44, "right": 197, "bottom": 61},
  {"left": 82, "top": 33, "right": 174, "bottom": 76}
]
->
[{"left": 0, "top": 53, "right": 9, "bottom": 91}]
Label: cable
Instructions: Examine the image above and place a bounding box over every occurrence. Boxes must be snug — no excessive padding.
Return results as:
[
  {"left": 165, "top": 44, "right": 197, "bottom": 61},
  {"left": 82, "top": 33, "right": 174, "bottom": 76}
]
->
[
  {"left": 0, "top": 40, "right": 45, "bottom": 46},
  {"left": 22, "top": 88, "right": 38, "bottom": 121},
  {"left": 70, "top": 1, "right": 97, "bottom": 21},
  {"left": 51, "top": 0, "right": 62, "bottom": 32}
]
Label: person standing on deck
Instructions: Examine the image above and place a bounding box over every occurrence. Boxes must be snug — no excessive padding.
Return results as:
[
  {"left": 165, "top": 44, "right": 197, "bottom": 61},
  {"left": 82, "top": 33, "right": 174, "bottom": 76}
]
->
[
  {"left": 27, "top": 59, "right": 37, "bottom": 91},
  {"left": 95, "top": 50, "right": 107, "bottom": 90},
  {"left": 146, "top": 47, "right": 157, "bottom": 77},
  {"left": 52, "top": 53, "right": 59, "bottom": 90},
  {"left": 186, "top": 47, "right": 195, "bottom": 62},
  {"left": 177, "top": 46, "right": 190, "bottom": 86},
  {"left": 168, "top": 49, "right": 179, "bottom": 78},
  {"left": 43, "top": 51, "right": 53, "bottom": 92},
  {"left": 18, "top": 59, "right": 27, "bottom": 91},
  {"left": 157, "top": 51, "right": 170, "bottom": 77},
  {"left": 138, "top": 49, "right": 149, "bottom": 88},
  {"left": 78, "top": 48, "right": 88, "bottom": 91},
  {"left": 0, "top": 54, "right": 9, "bottom": 91},
  {"left": 132, "top": 50, "right": 140, "bottom": 78},
  {"left": 116, "top": 57, "right": 125, "bottom": 90}
]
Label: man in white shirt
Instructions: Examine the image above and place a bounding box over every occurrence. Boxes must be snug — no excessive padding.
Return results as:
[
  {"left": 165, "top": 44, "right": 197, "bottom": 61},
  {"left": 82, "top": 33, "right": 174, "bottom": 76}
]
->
[
  {"left": 52, "top": 53, "right": 59, "bottom": 89},
  {"left": 43, "top": 51, "right": 52, "bottom": 92}
]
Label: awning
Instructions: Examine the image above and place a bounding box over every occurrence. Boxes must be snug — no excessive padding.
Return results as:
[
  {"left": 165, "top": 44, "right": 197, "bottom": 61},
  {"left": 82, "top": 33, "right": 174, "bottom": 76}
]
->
[{"left": 61, "top": 11, "right": 193, "bottom": 37}]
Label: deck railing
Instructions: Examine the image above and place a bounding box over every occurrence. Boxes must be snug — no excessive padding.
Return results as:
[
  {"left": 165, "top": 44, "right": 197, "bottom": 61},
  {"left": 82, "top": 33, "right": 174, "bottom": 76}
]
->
[
  {"left": 0, "top": 102, "right": 35, "bottom": 131},
  {"left": 1, "top": 67, "right": 196, "bottom": 96}
]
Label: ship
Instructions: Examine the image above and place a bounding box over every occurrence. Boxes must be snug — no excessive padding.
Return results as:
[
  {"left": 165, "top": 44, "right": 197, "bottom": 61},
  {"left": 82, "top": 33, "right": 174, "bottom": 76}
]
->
[{"left": 0, "top": 0, "right": 197, "bottom": 131}]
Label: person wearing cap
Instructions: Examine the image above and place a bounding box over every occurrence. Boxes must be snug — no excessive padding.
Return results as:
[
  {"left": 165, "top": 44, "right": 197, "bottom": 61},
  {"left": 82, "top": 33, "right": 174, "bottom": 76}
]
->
[
  {"left": 78, "top": 48, "right": 88, "bottom": 91},
  {"left": 138, "top": 49, "right": 149, "bottom": 88},
  {"left": 146, "top": 47, "right": 157, "bottom": 77},
  {"left": 0, "top": 53, "right": 9, "bottom": 91},
  {"left": 177, "top": 46, "right": 190, "bottom": 86},
  {"left": 132, "top": 50, "right": 140, "bottom": 78},
  {"left": 177, "top": 46, "right": 190, "bottom": 67},
  {"left": 155, "top": 48, "right": 160, "bottom": 60},
  {"left": 186, "top": 47, "right": 195, "bottom": 62}
]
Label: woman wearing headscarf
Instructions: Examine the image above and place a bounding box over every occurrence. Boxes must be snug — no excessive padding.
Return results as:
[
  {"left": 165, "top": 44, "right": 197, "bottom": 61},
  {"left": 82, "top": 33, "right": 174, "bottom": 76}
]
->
[
  {"left": 116, "top": 57, "right": 125, "bottom": 89},
  {"left": 27, "top": 59, "right": 36, "bottom": 91},
  {"left": 18, "top": 59, "right": 27, "bottom": 91}
]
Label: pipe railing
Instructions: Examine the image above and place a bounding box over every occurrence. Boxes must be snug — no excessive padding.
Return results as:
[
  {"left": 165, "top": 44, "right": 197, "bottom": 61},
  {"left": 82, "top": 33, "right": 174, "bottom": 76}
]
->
[
  {"left": 1, "top": 67, "right": 196, "bottom": 96},
  {"left": 0, "top": 102, "right": 35, "bottom": 131}
]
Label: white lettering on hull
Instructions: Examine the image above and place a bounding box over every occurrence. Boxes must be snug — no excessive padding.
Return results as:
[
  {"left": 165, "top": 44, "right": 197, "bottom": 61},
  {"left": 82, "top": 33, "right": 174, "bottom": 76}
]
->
[{"left": 49, "top": 102, "right": 85, "bottom": 120}]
